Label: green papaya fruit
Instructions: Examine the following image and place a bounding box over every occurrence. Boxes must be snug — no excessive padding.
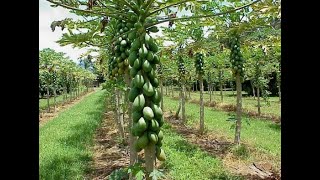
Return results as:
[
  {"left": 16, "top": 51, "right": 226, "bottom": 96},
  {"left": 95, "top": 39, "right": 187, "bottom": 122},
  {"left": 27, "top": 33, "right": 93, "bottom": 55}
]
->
[
  {"left": 143, "top": 107, "right": 154, "bottom": 120},
  {"left": 133, "top": 94, "right": 145, "bottom": 111},
  {"left": 143, "top": 81, "right": 155, "bottom": 97},
  {"left": 142, "top": 59, "right": 152, "bottom": 72},
  {"left": 134, "top": 73, "right": 144, "bottom": 88},
  {"left": 129, "top": 87, "right": 140, "bottom": 102}
]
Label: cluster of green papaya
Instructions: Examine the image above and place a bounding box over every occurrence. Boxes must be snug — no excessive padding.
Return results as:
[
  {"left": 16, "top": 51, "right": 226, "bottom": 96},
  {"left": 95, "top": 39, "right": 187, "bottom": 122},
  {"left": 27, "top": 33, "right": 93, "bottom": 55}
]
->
[
  {"left": 195, "top": 52, "right": 205, "bottom": 75},
  {"left": 177, "top": 56, "right": 186, "bottom": 76},
  {"left": 107, "top": 18, "right": 133, "bottom": 80},
  {"left": 229, "top": 35, "right": 245, "bottom": 77},
  {"left": 127, "top": 2, "right": 165, "bottom": 162}
]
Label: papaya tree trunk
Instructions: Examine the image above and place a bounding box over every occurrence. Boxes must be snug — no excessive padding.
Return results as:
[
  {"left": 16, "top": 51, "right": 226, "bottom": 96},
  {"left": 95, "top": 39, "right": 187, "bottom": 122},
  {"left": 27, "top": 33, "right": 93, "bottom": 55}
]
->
[
  {"left": 209, "top": 83, "right": 212, "bottom": 102},
  {"left": 220, "top": 81, "right": 223, "bottom": 102},
  {"left": 231, "top": 82, "right": 235, "bottom": 96},
  {"left": 182, "top": 80, "right": 186, "bottom": 123},
  {"left": 115, "top": 89, "right": 125, "bottom": 144},
  {"left": 160, "top": 77, "right": 164, "bottom": 110},
  {"left": 278, "top": 83, "right": 281, "bottom": 102},
  {"left": 277, "top": 73, "right": 281, "bottom": 102},
  {"left": 53, "top": 86, "right": 56, "bottom": 113},
  {"left": 78, "top": 84, "right": 80, "bottom": 98},
  {"left": 195, "top": 80, "right": 198, "bottom": 92},
  {"left": 199, "top": 75, "right": 204, "bottom": 134},
  {"left": 171, "top": 84, "right": 174, "bottom": 97},
  {"left": 251, "top": 80, "right": 256, "bottom": 99},
  {"left": 257, "top": 86, "right": 261, "bottom": 116},
  {"left": 63, "top": 84, "right": 67, "bottom": 103},
  {"left": 46, "top": 84, "right": 50, "bottom": 113},
  {"left": 125, "top": 73, "right": 137, "bottom": 168},
  {"left": 144, "top": 144, "right": 155, "bottom": 180},
  {"left": 165, "top": 83, "right": 168, "bottom": 95},
  {"left": 175, "top": 90, "right": 182, "bottom": 119},
  {"left": 234, "top": 73, "right": 242, "bottom": 145}
]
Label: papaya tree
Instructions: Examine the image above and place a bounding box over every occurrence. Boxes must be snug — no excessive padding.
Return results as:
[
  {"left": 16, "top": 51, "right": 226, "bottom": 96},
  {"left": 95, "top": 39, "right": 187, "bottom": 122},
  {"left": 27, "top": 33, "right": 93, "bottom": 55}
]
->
[{"left": 47, "top": 0, "right": 267, "bottom": 176}]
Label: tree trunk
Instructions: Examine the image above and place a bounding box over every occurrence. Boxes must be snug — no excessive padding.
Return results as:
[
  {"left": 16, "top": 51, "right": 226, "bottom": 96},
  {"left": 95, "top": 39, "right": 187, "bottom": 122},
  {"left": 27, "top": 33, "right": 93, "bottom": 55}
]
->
[
  {"left": 175, "top": 90, "right": 182, "bottom": 119},
  {"left": 234, "top": 73, "right": 242, "bottom": 145},
  {"left": 199, "top": 76, "right": 204, "bottom": 134},
  {"left": 220, "top": 81, "right": 223, "bottom": 102},
  {"left": 209, "top": 84, "right": 212, "bottom": 102},
  {"left": 277, "top": 73, "right": 281, "bottom": 102},
  {"left": 171, "top": 85, "right": 174, "bottom": 97},
  {"left": 165, "top": 83, "right": 168, "bottom": 95},
  {"left": 53, "top": 86, "right": 57, "bottom": 113},
  {"left": 144, "top": 144, "right": 155, "bottom": 180},
  {"left": 257, "top": 87, "right": 261, "bottom": 116},
  {"left": 188, "top": 86, "right": 191, "bottom": 99},
  {"left": 63, "top": 84, "right": 67, "bottom": 103},
  {"left": 115, "top": 89, "right": 125, "bottom": 144},
  {"left": 231, "top": 82, "right": 235, "bottom": 96},
  {"left": 278, "top": 84, "right": 281, "bottom": 102},
  {"left": 160, "top": 77, "right": 164, "bottom": 110},
  {"left": 125, "top": 73, "right": 137, "bottom": 171},
  {"left": 182, "top": 81, "right": 186, "bottom": 123},
  {"left": 251, "top": 80, "right": 256, "bottom": 99},
  {"left": 78, "top": 84, "right": 80, "bottom": 98},
  {"left": 195, "top": 80, "right": 198, "bottom": 92},
  {"left": 46, "top": 85, "right": 50, "bottom": 113}
]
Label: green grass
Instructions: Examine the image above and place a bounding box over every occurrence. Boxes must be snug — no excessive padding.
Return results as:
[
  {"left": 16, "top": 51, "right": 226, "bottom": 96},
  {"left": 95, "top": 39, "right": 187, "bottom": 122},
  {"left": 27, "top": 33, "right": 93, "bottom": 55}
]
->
[
  {"left": 163, "top": 96, "right": 281, "bottom": 158},
  {"left": 169, "top": 90, "right": 281, "bottom": 117},
  {"left": 161, "top": 123, "right": 243, "bottom": 180},
  {"left": 39, "top": 87, "right": 89, "bottom": 110},
  {"left": 39, "top": 94, "right": 65, "bottom": 110},
  {"left": 39, "top": 89, "right": 107, "bottom": 179}
]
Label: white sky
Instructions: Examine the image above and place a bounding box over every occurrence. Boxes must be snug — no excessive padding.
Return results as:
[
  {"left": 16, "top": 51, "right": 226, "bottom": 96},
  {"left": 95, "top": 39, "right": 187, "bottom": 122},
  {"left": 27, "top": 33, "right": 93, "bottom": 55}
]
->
[
  {"left": 39, "top": 1, "right": 194, "bottom": 62},
  {"left": 39, "top": 0, "right": 88, "bottom": 63}
]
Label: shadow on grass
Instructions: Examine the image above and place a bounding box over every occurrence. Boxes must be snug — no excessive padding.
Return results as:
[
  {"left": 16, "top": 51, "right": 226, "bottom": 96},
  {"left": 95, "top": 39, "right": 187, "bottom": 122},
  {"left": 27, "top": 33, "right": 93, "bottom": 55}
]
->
[
  {"left": 169, "top": 138, "right": 201, "bottom": 157},
  {"left": 209, "top": 173, "right": 245, "bottom": 180},
  {"left": 40, "top": 152, "right": 92, "bottom": 179},
  {"left": 268, "top": 123, "right": 281, "bottom": 131}
]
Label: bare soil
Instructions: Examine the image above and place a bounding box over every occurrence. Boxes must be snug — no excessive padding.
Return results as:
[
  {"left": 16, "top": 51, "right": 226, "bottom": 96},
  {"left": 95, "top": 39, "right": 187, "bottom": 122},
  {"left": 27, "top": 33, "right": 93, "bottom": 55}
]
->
[{"left": 86, "top": 111, "right": 130, "bottom": 179}]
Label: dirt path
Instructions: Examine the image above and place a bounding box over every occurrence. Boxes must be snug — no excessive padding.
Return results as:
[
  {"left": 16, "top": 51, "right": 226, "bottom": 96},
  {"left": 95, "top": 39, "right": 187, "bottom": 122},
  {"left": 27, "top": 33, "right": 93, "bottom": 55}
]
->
[
  {"left": 86, "top": 111, "right": 130, "bottom": 179},
  {"left": 39, "top": 90, "right": 96, "bottom": 127},
  {"left": 164, "top": 111, "right": 281, "bottom": 180}
]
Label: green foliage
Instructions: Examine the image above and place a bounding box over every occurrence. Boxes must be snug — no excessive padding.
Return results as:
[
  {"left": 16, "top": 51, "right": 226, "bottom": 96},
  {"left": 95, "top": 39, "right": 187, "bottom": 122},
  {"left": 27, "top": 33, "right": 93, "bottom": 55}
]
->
[
  {"left": 232, "top": 144, "right": 250, "bottom": 159},
  {"left": 109, "top": 168, "right": 128, "bottom": 180}
]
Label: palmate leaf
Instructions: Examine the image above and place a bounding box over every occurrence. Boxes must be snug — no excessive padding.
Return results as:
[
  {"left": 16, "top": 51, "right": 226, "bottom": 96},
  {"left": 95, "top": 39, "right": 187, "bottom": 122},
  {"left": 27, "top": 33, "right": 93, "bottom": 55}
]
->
[{"left": 149, "top": 169, "right": 165, "bottom": 180}]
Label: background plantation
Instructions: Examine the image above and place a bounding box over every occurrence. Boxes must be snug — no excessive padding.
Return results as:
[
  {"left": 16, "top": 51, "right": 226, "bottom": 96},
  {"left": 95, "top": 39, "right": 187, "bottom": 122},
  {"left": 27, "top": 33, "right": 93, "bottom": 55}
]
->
[{"left": 39, "top": 0, "right": 281, "bottom": 179}]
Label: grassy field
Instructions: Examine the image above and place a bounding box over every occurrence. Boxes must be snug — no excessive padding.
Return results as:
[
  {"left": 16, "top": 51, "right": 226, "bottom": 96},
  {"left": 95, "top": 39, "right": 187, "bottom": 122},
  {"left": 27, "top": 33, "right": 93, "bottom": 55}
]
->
[
  {"left": 39, "top": 88, "right": 280, "bottom": 179},
  {"left": 39, "top": 94, "right": 65, "bottom": 110},
  {"left": 167, "top": 90, "right": 281, "bottom": 117},
  {"left": 39, "top": 88, "right": 90, "bottom": 110},
  {"left": 39, "top": 89, "right": 107, "bottom": 179},
  {"left": 163, "top": 96, "right": 281, "bottom": 166},
  {"left": 161, "top": 123, "right": 243, "bottom": 179}
]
